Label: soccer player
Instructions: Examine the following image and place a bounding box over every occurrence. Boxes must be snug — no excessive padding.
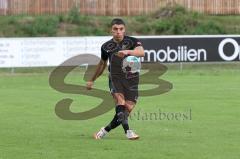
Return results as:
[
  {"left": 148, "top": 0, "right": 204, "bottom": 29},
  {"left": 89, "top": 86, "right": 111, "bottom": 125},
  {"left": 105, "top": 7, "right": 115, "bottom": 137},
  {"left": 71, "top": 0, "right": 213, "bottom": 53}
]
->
[{"left": 86, "top": 18, "right": 144, "bottom": 140}]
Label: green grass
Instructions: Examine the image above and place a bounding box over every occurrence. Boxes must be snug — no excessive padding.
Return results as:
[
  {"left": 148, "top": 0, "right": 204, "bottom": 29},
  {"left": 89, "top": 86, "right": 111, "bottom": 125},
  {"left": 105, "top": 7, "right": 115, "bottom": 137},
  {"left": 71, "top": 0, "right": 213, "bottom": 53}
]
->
[{"left": 0, "top": 64, "right": 240, "bottom": 159}]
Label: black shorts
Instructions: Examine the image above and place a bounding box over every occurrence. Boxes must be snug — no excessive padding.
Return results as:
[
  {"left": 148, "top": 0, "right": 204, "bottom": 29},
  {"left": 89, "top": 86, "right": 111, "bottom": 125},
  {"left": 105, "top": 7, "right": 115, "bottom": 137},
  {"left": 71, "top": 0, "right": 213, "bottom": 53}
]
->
[{"left": 109, "top": 75, "right": 139, "bottom": 103}]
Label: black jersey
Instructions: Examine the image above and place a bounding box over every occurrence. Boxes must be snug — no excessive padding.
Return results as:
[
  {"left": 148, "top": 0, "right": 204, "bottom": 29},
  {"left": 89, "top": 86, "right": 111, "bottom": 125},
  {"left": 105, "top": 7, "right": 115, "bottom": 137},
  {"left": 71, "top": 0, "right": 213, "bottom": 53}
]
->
[{"left": 101, "top": 36, "right": 142, "bottom": 77}]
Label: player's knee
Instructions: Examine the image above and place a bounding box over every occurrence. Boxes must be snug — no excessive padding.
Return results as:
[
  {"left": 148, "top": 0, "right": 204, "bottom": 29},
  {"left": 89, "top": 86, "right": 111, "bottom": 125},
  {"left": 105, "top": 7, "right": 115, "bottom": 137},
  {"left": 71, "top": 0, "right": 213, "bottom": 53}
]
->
[
  {"left": 117, "top": 99, "right": 125, "bottom": 105},
  {"left": 117, "top": 101, "right": 125, "bottom": 106},
  {"left": 127, "top": 107, "right": 133, "bottom": 112},
  {"left": 125, "top": 103, "right": 135, "bottom": 112},
  {"left": 113, "top": 93, "right": 125, "bottom": 105}
]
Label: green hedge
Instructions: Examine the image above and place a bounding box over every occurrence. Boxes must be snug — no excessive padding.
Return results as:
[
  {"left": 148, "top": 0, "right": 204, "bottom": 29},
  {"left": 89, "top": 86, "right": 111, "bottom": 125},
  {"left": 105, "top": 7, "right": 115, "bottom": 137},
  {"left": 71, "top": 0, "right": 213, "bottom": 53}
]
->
[{"left": 0, "top": 6, "right": 239, "bottom": 37}]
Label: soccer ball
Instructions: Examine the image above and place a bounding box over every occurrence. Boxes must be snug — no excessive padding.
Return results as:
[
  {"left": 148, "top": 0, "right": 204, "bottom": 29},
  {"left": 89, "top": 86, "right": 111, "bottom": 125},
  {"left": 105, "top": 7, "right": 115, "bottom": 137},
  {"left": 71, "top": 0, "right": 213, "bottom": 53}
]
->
[{"left": 122, "top": 56, "right": 141, "bottom": 74}]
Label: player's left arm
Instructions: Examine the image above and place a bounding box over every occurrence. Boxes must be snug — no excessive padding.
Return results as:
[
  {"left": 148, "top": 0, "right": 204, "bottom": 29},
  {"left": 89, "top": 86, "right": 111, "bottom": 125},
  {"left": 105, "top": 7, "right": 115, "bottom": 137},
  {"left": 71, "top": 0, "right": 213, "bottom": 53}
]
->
[
  {"left": 129, "top": 46, "right": 145, "bottom": 57},
  {"left": 117, "top": 46, "right": 145, "bottom": 58}
]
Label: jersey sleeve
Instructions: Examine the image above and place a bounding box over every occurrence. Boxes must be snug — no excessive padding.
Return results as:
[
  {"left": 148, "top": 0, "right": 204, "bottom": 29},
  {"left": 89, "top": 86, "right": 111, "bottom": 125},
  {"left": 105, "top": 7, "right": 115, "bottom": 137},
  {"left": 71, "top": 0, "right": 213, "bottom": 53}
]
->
[
  {"left": 132, "top": 37, "right": 143, "bottom": 48},
  {"left": 101, "top": 46, "right": 108, "bottom": 61}
]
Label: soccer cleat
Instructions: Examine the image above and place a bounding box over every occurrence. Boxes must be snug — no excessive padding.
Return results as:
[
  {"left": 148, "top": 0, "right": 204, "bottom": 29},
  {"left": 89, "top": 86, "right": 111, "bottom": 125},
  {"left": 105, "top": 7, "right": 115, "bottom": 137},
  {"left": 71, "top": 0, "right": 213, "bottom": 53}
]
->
[
  {"left": 126, "top": 130, "right": 139, "bottom": 140},
  {"left": 94, "top": 127, "right": 108, "bottom": 139}
]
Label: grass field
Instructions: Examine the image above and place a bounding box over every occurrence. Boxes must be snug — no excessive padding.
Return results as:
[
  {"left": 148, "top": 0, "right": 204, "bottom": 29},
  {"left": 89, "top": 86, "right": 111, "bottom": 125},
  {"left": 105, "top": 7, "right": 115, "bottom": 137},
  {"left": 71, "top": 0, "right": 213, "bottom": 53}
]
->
[{"left": 0, "top": 63, "right": 239, "bottom": 159}]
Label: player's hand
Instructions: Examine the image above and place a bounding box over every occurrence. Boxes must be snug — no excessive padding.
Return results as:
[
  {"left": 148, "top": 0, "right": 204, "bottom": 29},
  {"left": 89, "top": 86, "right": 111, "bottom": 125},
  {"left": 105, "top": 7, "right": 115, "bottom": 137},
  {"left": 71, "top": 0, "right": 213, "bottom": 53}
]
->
[
  {"left": 86, "top": 81, "right": 94, "bottom": 90},
  {"left": 117, "top": 50, "right": 129, "bottom": 58}
]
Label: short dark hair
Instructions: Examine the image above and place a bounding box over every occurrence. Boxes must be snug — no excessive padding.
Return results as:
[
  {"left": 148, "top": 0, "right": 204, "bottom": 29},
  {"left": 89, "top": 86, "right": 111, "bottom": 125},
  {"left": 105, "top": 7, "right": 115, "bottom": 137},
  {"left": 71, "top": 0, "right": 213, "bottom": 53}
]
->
[{"left": 111, "top": 18, "right": 125, "bottom": 26}]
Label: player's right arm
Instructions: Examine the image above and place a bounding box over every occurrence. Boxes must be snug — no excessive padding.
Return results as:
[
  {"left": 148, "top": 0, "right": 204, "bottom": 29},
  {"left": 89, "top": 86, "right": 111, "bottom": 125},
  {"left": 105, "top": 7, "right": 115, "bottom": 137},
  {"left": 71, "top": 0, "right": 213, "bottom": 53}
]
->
[{"left": 86, "top": 59, "right": 107, "bottom": 90}]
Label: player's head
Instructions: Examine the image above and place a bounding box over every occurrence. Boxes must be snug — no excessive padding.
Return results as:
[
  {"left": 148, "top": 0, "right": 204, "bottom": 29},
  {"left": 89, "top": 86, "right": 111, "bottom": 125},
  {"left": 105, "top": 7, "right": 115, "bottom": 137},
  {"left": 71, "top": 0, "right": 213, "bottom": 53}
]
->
[{"left": 111, "top": 18, "right": 126, "bottom": 42}]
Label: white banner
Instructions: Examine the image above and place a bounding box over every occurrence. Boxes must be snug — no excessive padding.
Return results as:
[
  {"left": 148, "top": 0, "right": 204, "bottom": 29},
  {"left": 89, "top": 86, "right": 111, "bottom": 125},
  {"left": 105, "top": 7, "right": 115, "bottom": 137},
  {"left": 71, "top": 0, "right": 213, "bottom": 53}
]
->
[{"left": 0, "top": 37, "right": 111, "bottom": 68}]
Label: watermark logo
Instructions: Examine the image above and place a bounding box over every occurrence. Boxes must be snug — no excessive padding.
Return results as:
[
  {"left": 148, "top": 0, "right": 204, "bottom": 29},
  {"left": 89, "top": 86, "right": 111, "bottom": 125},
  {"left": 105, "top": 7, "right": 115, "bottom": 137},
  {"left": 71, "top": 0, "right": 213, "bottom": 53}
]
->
[
  {"left": 129, "top": 108, "right": 192, "bottom": 121},
  {"left": 49, "top": 54, "right": 173, "bottom": 120}
]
